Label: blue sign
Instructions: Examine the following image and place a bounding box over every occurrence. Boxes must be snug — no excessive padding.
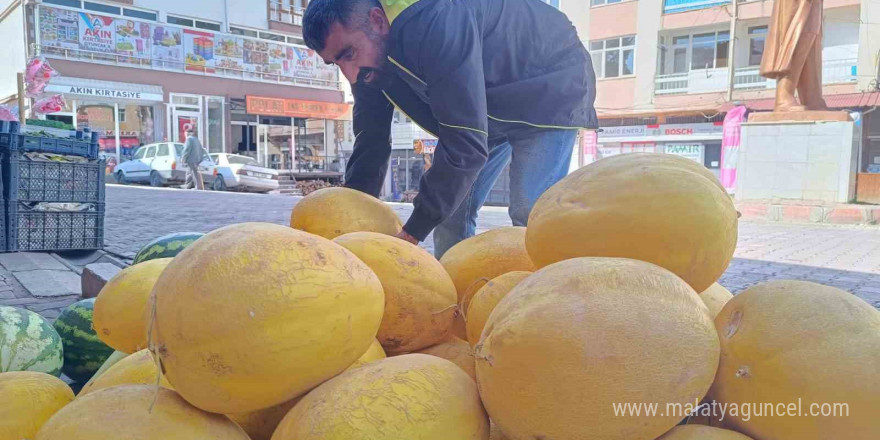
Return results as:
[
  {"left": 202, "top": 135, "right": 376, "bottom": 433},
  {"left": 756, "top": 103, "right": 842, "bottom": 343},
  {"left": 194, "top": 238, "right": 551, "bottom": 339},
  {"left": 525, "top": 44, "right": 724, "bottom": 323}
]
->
[{"left": 664, "top": 0, "right": 729, "bottom": 14}]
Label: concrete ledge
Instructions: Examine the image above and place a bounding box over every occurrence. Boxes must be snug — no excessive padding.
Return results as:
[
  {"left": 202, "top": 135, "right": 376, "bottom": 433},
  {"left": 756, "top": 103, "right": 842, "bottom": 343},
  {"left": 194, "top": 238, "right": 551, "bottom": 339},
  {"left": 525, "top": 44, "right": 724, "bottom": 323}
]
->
[{"left": 737, "top": 200, "right": 879, "bottom": 225}]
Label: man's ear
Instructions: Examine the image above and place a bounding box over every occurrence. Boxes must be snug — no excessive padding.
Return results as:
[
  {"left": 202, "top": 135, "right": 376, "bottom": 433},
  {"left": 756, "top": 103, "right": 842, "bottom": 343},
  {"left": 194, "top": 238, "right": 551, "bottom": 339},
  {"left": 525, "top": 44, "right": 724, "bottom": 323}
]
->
[{"left": 368, "top": 6, "right": 390, "bottom": 36}]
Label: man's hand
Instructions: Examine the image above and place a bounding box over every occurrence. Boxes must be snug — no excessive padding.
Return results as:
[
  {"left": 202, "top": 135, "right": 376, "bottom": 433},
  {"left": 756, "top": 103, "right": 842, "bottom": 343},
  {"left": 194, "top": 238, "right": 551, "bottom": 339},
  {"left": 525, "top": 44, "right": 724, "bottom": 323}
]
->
[{"left": 395, "top": 230, "right": 419, "bottom": 245}]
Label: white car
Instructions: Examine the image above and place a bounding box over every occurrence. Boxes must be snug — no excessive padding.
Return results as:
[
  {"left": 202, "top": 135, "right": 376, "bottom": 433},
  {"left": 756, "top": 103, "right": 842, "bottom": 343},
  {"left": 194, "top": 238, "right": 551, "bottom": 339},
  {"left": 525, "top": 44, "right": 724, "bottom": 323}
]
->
[
  {"left": 115, "top": 142, "right": 214, "bottom": 187},
  {"left": 207, "top": 153, "right": 279, "bottom": 193}
]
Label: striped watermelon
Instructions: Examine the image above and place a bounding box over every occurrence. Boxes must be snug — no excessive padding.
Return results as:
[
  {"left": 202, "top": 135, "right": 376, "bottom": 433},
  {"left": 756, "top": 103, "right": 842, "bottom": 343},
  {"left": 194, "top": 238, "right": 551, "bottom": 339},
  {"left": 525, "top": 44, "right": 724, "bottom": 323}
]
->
[
  {"left": 53, "top": 299, "right": 114, "bottom": 383},
  {"left": 133, "top": 232, "right": 205, "bottom": 264},
  {"left": 0, "top": 306, "right": 63, "bottom": 376}
]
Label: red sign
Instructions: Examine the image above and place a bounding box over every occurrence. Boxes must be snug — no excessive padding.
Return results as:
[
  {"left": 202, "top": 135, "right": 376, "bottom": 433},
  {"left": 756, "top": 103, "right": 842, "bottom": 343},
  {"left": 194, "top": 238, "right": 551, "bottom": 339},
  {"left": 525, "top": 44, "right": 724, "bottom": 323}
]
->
[
  {"left": 246, "top": 96, "right": 350, "bottom": 120},
  {"left": 665, "top": 128, "right": 694, "bottom": 135},
  {"left": 177, "top": 116, "right": 197, "bottom": 143}
]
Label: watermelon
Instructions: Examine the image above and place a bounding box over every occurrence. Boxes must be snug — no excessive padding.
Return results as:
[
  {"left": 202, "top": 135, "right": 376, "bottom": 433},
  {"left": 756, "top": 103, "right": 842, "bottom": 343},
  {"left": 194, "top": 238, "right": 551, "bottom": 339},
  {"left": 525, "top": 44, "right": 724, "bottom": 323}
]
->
[
  {"left": 133, "top": 232, "right": 205, "bottom": 264},
  {"left": 0, "top": 306, "right": 63, "bottom": 376},
  {"left": 53, "top": 299, "right": 114, "bottom": 383}
]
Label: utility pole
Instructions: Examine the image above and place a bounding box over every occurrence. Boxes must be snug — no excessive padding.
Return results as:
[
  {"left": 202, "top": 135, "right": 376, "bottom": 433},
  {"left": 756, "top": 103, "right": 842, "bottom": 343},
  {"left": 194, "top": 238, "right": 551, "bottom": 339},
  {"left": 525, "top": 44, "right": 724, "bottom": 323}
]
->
[
  {"left": 17, "top": 72, "right": 26, "bottom": 122},
  {"left": 726, "top": 0, "right": 738, "bottom": 102}
]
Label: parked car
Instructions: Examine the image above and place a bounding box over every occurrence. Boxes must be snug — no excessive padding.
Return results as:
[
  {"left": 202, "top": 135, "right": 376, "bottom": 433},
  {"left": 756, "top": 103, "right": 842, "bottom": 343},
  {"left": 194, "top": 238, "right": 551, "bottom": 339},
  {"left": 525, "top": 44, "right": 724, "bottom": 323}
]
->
[
  {"left": 114, "top": 142, "right": 214, "bottom": 187},
  {"left": 206, "top": 153, "right": 279, "bottom": 193}
]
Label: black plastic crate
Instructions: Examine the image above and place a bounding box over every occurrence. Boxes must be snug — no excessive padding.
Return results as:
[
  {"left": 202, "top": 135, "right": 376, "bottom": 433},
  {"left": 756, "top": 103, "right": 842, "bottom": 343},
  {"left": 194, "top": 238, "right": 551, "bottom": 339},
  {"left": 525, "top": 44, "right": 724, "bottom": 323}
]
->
[
  {"left": 6, "top": 203, "right": 104, "bottom": 252},
  {"left": 1, "top": 121, "right": 100, "bottom": 159},
  {"left": 3, "top": 152, "right": 105, "bottom": 204}
]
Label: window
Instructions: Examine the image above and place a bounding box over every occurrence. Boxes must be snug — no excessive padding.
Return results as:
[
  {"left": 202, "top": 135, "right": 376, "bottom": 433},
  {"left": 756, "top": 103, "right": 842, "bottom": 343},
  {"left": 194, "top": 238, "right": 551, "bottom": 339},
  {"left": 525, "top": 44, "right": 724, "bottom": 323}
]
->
[
  {"left": 228, "top": 155, "right": 259, "bottom": 166},
  {"left": 210, "top": 154, "right": 221, "bottom": 164},
  {"left": 259, "top": 32, "right": 286, "bottom": 42},
  {"left": 43, "top": 0, "right": 82, "bottom": 8},
  {"left": 659, "top": 30, "right": 729, "bottom": 74},
  {"left": 133, "top": 147, "right": 146, "bottom": 160},
  {"left": 167, "top": 15, "right": 194, "bottom": 27},
  {"left": 174, "top": 144, "right": 185, "bottom": 157},
  {"left": 124, "top": 8, "right": 158, "bottom": 21},
  {"left": 84, "top": 1, "right": 120, "bottom": 14},
  {"left": 590, "top": 36, "right": 636, "bottom": 79},
  {"left": 230, "top": 27, "right": 259, "bottom": 38},
  {"left": 748, "top": 26, "right": 768, "bottom": 66},
  {"left": 592, "top": 0, "right": 623, "bottom": 6},
  {"left": 158, "top": 144, "right": 169, "bottom": 157},
  {"left": 117, "top": 109, "right": 126, "bottom": 123},
  {"left": 288, "top": 36, "right": 305, "bottom": 45},
  {"left": 541, "top": 0, "right": 560, "bottom": 7},
  {"left": 196, "top": 20, "right": 221, "bottom": 31},
  {"left": 145, "top": 146, "right": 156, "bottom": 159}
]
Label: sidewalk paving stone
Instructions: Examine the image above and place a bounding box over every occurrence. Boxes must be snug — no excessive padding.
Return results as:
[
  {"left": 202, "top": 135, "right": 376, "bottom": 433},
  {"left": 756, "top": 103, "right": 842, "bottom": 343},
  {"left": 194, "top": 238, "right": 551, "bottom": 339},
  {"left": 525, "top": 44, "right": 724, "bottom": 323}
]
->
[
  {"left": 13, "top": 270, "right": 81, "bottom": 298},
  {"left": 0, "top": 253, "right": 68, "bottom": 272}
]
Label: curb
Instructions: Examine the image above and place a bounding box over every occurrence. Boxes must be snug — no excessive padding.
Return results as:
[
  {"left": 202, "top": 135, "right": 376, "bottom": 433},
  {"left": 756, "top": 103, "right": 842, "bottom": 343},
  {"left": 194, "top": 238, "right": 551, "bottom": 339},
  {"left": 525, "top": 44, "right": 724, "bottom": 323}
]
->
[{"left": 736, "top": 201, "right": 880, "bottom": 225}]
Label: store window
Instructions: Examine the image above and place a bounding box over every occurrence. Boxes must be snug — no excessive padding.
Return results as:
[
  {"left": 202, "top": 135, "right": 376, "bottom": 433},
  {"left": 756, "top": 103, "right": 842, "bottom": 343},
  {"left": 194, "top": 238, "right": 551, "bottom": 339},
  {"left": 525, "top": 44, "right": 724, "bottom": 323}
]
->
[
  {"left": 84, "top": 1, "right": 119, "bottom": 15},
  {"left": 207, "top": 97, "right": 225, "bottom": 154},
  {"left": 123, "top": 8, "right": 158, "bottom": 21},
  {"left": 44, "top": 0, "right": 81, "bottom": 7},
  {"left": 259, "top": 32, "right": 286, "bottom": 42},
  {"left": 230, "top": 26, "right": 259, "bottom": 38},
  {"left": 748, "top": 26, "right": 768, "bottom": 66},
  {"left": 592, "top": 0, "right": 623, "bottom": 6},
  {"left": 590, "top": 36, "right": 636, "bottom": 79},
  {"left": 659, "top": 30, "right": 729, "bottom": 74}
]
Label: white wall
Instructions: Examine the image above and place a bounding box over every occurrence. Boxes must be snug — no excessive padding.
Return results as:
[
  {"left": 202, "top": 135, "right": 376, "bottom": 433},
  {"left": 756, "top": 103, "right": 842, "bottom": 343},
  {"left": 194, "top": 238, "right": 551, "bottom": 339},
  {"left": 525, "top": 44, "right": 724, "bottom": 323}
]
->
[
  {"left": 226, "top": 0, "right": 270, "bottom": 30},
  {"left": 0, "top": 1, "right": 26, "bottom": 99},
  {"left": 858, "top": 0, "right": 880, "bottom": 90},
  {"left": 634, "top": 0, "right": 663, "bottom": 108},
  {"left": 134, "top": 0, "right": 270, "bottom": 34},
  {"left": 823, "top": 7, "right": 860, "bottom": 61}
]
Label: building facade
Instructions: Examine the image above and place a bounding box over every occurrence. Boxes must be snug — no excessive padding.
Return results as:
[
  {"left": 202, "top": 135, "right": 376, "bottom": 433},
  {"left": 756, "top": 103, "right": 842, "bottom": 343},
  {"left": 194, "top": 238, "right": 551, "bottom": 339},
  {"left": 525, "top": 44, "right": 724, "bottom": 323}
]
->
[
  {"left": 0, "top": 0, "right": 352, "bottom": 172},
  {"left": 577, "top": 0, "right": 880, "bottom": 201}
]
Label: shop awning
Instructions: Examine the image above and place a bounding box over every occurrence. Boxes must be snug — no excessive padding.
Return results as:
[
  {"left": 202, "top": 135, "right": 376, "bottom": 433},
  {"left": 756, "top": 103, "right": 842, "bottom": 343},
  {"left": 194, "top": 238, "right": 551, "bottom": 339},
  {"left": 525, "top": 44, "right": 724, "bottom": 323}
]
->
[
  {"left": 44, "top": 77, "right": 164, "bottom": 103},
  {"left": 721, "top": 91, "right": 880, "bottom": 112}
]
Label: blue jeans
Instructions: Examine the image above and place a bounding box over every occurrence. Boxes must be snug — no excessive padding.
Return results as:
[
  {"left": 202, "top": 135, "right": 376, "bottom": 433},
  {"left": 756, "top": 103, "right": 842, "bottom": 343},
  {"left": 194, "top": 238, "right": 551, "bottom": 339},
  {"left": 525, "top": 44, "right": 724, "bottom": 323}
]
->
[{"left": 433, "top": 128, "right": 578, "bottom": 258}]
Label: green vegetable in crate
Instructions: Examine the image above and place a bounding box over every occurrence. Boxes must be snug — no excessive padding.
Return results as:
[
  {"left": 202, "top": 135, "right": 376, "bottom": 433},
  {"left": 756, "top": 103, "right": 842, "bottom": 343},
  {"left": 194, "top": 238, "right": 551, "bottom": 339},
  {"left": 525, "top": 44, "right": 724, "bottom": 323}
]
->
[
  {"left": 53, "top": 299, "right": 114, "bottom": 383},
  {"left": 133, "top": 232, "right": 205, "bottom": 264},
  {"left": 0, "top": 306, "right": 64, "bottom": 376}
]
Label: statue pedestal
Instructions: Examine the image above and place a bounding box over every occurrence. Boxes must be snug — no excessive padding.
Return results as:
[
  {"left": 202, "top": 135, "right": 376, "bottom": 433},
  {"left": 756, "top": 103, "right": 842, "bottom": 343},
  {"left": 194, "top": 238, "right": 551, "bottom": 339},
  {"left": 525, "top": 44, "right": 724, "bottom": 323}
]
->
[
  {"left": 749, "top": 111, "right": 852, "bottom": 123},
  {"left": 736, "top": 120, "right": 857, "bottom": 203}
]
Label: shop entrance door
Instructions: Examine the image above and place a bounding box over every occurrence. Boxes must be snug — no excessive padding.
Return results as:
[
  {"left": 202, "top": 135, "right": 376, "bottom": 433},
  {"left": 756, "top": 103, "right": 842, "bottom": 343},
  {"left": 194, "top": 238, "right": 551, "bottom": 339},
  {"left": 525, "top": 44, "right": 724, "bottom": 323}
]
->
[
  {"left": 257, "top": 125, "right": 270, "bottom": 168},
  {"left": 173, "top": 111, "right": 201, "bottom": 144}
]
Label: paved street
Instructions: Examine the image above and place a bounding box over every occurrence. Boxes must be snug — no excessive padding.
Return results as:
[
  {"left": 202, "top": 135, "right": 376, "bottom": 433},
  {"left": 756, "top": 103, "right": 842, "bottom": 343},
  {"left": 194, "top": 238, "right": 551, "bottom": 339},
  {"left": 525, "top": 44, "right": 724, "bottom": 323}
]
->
[{"left": 104, "top": 185, "right": 880, "bottom": 309}]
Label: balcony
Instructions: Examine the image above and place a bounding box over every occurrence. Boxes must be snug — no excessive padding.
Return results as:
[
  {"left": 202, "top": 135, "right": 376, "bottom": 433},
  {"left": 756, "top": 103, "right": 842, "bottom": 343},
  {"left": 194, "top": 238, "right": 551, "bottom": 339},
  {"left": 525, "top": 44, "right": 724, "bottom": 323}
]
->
[
  {"left": 655, "top": 58, "right": 858, "bottom": 95},
  {"left": 269, "top": 1, "right": 306, "bottom": 27}
]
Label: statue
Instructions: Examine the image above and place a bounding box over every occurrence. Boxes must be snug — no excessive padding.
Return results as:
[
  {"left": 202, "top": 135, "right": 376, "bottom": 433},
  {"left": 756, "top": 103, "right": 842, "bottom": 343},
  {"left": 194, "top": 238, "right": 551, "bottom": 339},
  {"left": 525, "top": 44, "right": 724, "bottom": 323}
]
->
[{"left": 754, "top": 0, "right": 850, "bottom": 121}]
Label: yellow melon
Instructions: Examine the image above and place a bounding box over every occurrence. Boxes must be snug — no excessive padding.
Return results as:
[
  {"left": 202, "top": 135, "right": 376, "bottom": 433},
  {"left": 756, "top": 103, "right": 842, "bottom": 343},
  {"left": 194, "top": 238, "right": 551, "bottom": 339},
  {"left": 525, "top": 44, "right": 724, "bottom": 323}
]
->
[
  {"left": 465, "top": 271, "right": 531, "bottom": 347},
  {"left": 35, "top": 385, "right": 249, "bottom": 440},
  {"left": 525, "top": 153, "right": 737, "bottom": 292},
  {"left": 272, "top": 354, "right": 488, "bottom": 440},
  {"left": 440, "top": 227, "right": 536, "bottom": 339},
  {"left": 489, "top": 421, "right": 509, "bottom": 440},
  {"left": 346, "top": 338, "right": 386, "bottom": 371},
  {"left": 93, "top": 258, "right": 172, "bottom": 353},
  {"left": 290, "top": 187, "right": 402, "bottom": 239},
  {"left": 475, "top": 258, "right": 719, "bottom": 440},
  {"left": 333, "top": 232, "right": 456, "bottom": 353},
  {"left": 228, "top": 397, "right": 301, "bottom": 440},
  {"left": 416, "top": 336, "right": 476, "bottom": 381},
  {"left": 78, "top": 349, "right": 172, "bottom": 396},
  {"left": 150, "top": 223, "right": 385, "bottom": 414},
  {"left": 0, "top": 371, "right": 73, "bottom": 440},
  {"left": 657, "top": 425, "right": 754, "bottom": 439},
  {"left": 711, "top": 280, "right": 880, "bottom": 439},
  {"left": 700, "top": 283, "right": 734, "bottom": 319}
]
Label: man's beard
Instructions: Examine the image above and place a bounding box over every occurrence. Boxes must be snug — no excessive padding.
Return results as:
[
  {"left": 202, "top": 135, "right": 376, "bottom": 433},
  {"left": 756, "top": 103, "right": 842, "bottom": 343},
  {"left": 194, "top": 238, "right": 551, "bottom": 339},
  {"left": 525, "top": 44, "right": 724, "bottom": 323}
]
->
[{"left": 357, "top": 29, "right": 390, "bottom": 88}]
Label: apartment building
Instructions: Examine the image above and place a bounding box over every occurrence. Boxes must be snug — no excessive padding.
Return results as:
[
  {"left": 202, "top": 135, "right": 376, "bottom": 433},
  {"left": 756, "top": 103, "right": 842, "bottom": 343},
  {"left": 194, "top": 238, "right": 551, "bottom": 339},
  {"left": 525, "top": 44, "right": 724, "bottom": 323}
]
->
[
  {"left": 0, "top": 0, "right": 352, "bottom": 172},
  {"left": 577, "top": 0, "right": 880, "bottom": 195}
]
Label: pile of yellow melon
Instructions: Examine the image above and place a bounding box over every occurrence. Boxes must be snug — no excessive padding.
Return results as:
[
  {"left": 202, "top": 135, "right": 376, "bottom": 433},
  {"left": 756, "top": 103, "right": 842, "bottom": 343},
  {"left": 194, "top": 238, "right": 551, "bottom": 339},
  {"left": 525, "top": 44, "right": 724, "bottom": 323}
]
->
[{"left": 3, "top": 154, "right": 878, "bottom": 440}]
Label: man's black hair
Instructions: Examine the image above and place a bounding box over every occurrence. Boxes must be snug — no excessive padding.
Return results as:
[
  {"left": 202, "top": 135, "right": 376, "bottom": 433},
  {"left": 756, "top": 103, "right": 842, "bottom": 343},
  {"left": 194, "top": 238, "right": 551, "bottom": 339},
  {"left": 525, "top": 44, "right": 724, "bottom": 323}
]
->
[{"left": 303, "top": 0, "right": 382, "bottom": 52}]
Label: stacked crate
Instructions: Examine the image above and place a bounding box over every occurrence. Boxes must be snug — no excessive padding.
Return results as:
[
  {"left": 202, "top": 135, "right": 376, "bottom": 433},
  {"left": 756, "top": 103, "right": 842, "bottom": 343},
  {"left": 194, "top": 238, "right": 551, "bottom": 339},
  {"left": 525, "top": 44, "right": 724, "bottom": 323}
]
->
[{"left": 0, "top": 121, "right": 105, "bottom": 252}]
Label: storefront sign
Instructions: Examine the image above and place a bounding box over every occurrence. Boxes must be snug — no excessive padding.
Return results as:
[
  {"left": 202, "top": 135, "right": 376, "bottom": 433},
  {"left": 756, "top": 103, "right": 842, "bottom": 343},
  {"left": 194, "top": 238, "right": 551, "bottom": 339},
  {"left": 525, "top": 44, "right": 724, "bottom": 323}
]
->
[
  {"left": 665, "top": 144, "right": 704, "bottom": 163},
  {"left": 44, "top": 84, "right": 163, "bottom": 102},
  {"left": 246, "top": 96, "right": 351, "bottom": 120},
  {"left": 78, "top": 13, "right": 115, "bottom": 53},
  {"left": 413, "top": 139, "right": 437, "bottom": 155},
  {"left": 600, "top": 126, "right": 647, "bottom": 137},
  {"left": 599, "top": 122, "right": 723, "bottom": 139}
]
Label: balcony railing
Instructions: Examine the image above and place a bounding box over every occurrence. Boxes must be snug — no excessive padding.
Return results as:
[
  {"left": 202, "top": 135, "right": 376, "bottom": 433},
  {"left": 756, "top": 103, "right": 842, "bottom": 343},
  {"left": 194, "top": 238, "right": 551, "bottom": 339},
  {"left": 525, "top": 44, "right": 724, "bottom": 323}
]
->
[
  {"left": 270, "top": 1, "right": 306, "bottom": 26},
  {"left": 36, "top": 45, "right": 341, "bottom": 90},
  {"left": 656, "top": 58, "right": 858, "bottom": 95}
]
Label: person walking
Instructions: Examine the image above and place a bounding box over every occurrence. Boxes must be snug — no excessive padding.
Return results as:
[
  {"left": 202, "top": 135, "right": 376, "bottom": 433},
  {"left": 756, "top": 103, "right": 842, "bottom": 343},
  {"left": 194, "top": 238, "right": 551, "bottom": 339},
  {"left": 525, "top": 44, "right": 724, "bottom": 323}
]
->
[
  {"left": 182, "top": 129, "right": 206, "bottom": 190},
  {"left": 303, "top": 0, "right": 597, "bottom": 258}
]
